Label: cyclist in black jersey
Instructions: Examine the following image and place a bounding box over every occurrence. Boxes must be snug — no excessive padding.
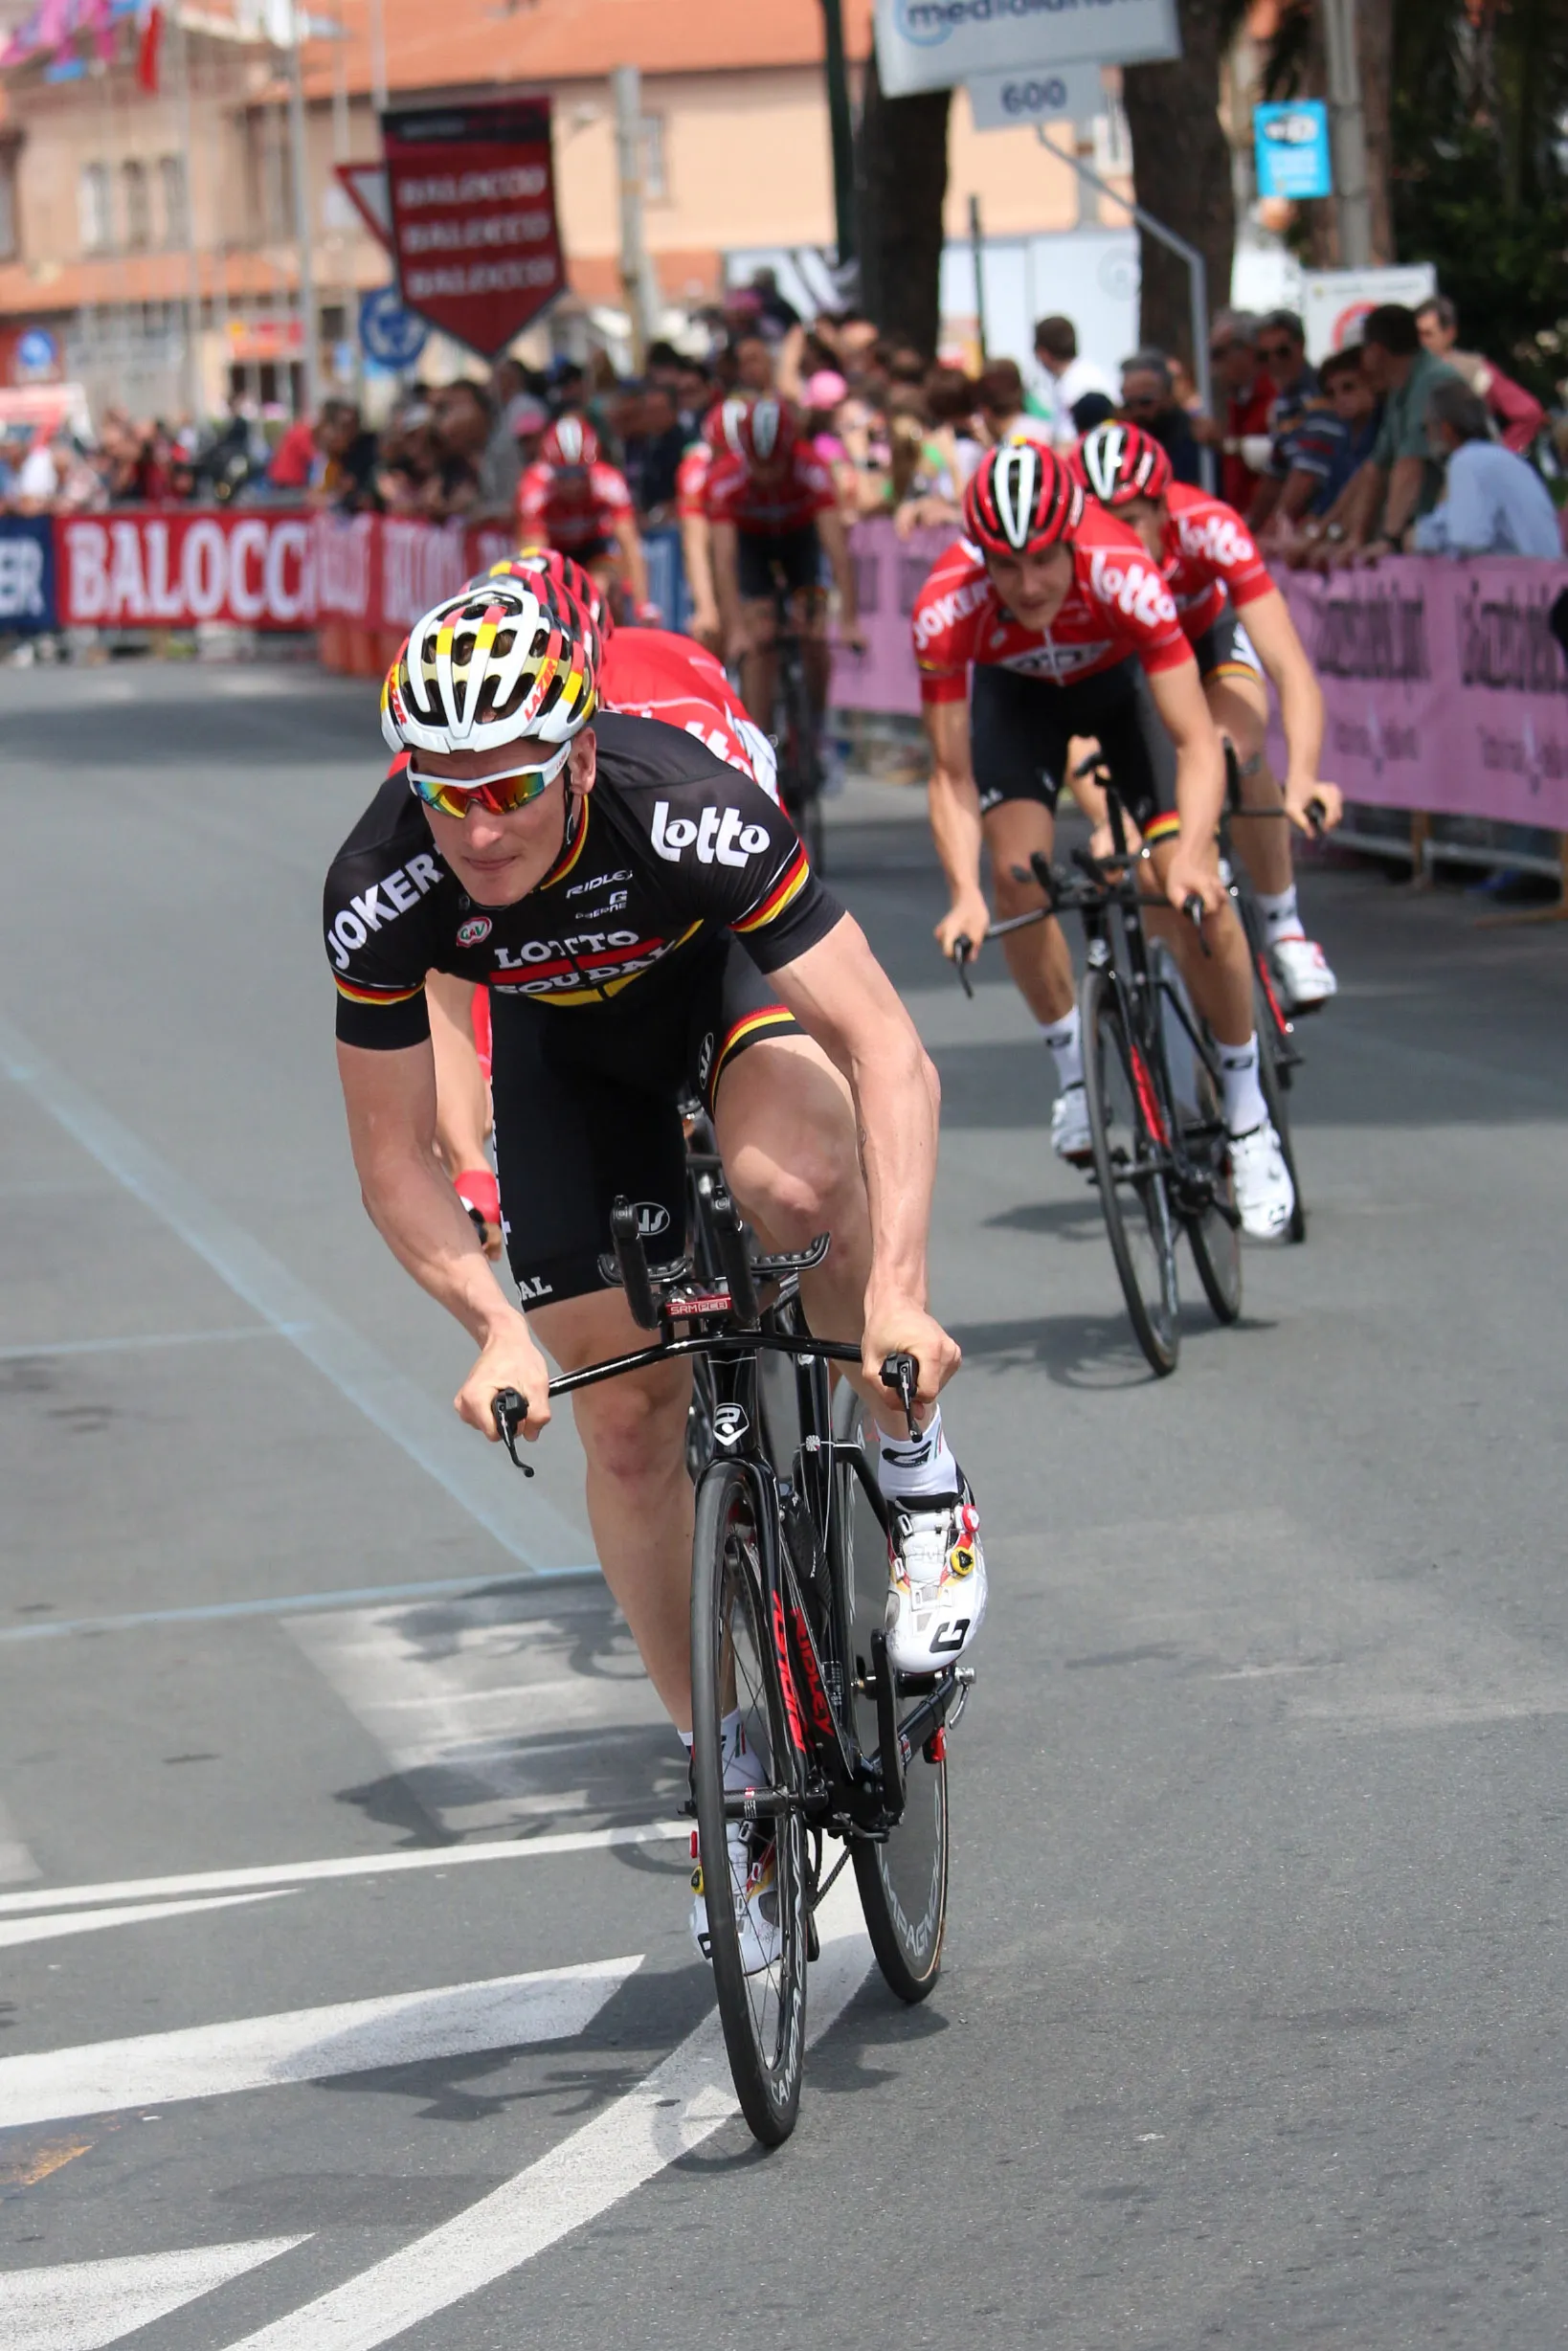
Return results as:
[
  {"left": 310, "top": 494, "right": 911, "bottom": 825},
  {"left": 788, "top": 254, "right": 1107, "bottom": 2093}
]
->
[{"left": 325, "top": 576, "right": 984, "bottom": 1971}]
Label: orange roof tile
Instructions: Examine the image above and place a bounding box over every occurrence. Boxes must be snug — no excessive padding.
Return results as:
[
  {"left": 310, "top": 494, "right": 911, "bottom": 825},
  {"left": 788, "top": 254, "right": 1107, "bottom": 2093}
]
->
[{"left": 302, "top": 0, "right": 873, "bottom": 104}]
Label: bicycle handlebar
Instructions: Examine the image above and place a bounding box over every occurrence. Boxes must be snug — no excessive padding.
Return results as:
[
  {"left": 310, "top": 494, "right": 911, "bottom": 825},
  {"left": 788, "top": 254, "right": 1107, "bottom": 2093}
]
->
[
  {"left": 880, "top": 1351, "right": 921, "bottom": 1442},
  {"left": 708, "top": 1181, "right": 760, "bottom": 1330},
  {"left": 952, "top": 935, "right": 975, "bottom": 998},
  {"left": 610, "top": 1196, "right": 662, "bottom": 1332},
  {"left": 492, "top": 1388, "right": 534, "bottom": 1475}
]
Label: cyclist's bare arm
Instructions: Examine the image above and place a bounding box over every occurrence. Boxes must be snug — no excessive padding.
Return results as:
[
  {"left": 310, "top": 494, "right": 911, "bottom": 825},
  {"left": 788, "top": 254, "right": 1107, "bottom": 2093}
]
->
[
  {"left": 1232, "top": 588, "right": 1342, "bottom": 829},
  {"left": 818, "top": 506, "right": 862, "bottom": 644},
  {"left": 924, "top": 696, "right": 990, "bottom": 956},
  {"left": 337, "top": 1038, "right": 551, "bottom": 1438},
  {"left": 768, "top": 915, "right": 956, "bottom": 1413},
  {"left": 614, "top": 509, "right": 650, "bottom": 611},
  {"left": 709, "top": 519, "right": 745, "bottom": 655},
  {"left": 1145, "top": 660, "right": 1228, "bottom": 912},
  {"left": 681, "top": 510, "right": 721, "bottom": 646}
]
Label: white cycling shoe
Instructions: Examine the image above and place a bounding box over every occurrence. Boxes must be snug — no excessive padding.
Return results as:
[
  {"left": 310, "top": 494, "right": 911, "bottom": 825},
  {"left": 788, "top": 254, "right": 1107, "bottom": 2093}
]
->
[
  {"left": 1229, "top": 1121, "right": 1295, "bottom": 1241},
  {"left": 1270, "top": 932, "right": 1337, "bottom": 1011},
  {"left": 690, "top": 1820, "right": 781, "bottom": 1977},
  {"left": 1051, "top": 1081, "right": 1092, "bottom": 1165},
  {"left": 885, "top": 1479, "right": 987, "bottom": 1675}
]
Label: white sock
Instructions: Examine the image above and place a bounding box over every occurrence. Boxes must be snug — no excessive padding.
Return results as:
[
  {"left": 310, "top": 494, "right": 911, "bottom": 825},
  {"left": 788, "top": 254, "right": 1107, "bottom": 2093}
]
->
[
  {"left": 1218, "top": 1034, "right": 1267, "bottom": 1137},
  {"left": 679, "top": 1711, "right": 756, "bottom": 1791},
  {"left": 1039, "top": 1006, "right": 1083, "bottom": 1090},
  {"left": 878, "top": 1404, "right": 959, "bottom": 1501},
  {"left": 1256, "top": 885, "right": 1302, "bottom": 942}
]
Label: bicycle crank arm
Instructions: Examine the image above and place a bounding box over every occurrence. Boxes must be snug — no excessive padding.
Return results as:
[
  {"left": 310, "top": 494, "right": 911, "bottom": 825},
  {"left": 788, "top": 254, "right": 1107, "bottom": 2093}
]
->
[
  {"left": 870, "top": 1628, "right": 907, "bottom": 1825},
  {"left": 894, "top": 1665, "right": 973, "bottom": 1765}
]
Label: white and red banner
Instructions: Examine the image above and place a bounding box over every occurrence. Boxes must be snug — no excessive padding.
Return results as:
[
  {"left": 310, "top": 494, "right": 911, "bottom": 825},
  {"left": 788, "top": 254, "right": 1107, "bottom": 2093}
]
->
[
  {"left": 57, "top": 511, "right": 318, "bottom": 630},
  {"left": 382, "top": 97, "right": 566, "bottom": 358}
]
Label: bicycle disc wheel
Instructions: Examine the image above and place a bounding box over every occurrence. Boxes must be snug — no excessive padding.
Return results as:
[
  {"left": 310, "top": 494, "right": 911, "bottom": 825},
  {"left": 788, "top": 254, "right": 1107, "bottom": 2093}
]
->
[
  {"left": 1081, "top": 965, "right": 1180, "bottom": 1377},
  {"left": 1253, "top": 970, "right": 1306, "bottom": 1244},
  {"left": 690, "top": 1459, "right": 809, "bottom": 2145},
  {"left": 832, "top": 1385, "right": 948, "bottom": 2002}
]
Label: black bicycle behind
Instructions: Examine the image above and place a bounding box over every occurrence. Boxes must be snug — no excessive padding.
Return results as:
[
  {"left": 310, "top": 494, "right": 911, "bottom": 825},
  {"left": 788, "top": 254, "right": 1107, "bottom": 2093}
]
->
[
  {"left": 768, "top": 579, "right": 826, "bottom": 875},
  {"left": 493, "top": 1193, "right": 969, "bottom": 2145}
]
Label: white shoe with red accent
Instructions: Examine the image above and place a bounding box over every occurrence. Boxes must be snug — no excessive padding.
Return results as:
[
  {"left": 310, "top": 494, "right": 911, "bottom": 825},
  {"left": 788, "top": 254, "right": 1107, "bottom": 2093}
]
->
[
  {"left": 1051, "top": 1082, "right": 1092, "bottom": 1165},
  {"left": 1269, "top": 932, "right": 1337, "bottom": 1011},
  {"left": 689, "top": 1820, "right": 781, "bottom": 1976},
  {"left": 885, "top": 1477, "right": 987, "bottom": 1675}
]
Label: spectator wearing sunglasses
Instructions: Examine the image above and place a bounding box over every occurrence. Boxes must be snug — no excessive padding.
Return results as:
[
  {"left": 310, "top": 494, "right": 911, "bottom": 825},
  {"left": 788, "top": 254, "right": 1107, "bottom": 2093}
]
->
[
  {"left": 1119, "top": 351, "right": 1204, "bottom": 486},
  {"left": 1204, "top": 311, "right": 1277, "bottom": 513},
  {"left": 1248, "top": 311, "right": 1319, "bottom": 530}
]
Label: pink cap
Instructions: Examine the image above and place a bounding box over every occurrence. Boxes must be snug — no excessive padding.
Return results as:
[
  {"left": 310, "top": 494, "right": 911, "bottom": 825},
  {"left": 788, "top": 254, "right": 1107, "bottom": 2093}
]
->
[{"left": 804, "top": 369, "right": 848, "bottom": 410}]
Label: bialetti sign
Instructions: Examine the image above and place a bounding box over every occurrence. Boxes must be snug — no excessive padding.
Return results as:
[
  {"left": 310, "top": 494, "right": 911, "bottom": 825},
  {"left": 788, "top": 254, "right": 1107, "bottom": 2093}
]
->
[
  {"left": 875, "top": 0, "right": 1178, "bottom": 99},
  {"left": 382, "top": 98, "right": 567, "bottom": 357}
]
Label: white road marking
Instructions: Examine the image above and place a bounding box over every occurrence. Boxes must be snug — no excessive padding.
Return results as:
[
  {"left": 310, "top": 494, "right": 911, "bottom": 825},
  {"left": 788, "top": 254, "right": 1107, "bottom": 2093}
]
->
[
  {"left": 0, "top": 1792, "right": 40, "bottom": 1885},
  {"left": 0, "top": 1891, "right": 289, "bottom": 1951},
  {"left": 0, "top": 1010, "right": 592, "bottom": 1573},
  {"left": 0, "top": 1958, "right": 639, "bottom": 2131},
  {"left": 0, "top": 1821, "right": 683, "bottom": 1919},
  {"left": 0, "top": 1325, "right": 299, "bottom": 1363},
  {"left": 0, "top": 2238, "right": 309, "bottom": 2351},
  {"left": 287, "top": 1587, "right": 671, "bottom": 1837},
  {"left": 219, "top": 1878, "right": 871, "bottom": 2351}
]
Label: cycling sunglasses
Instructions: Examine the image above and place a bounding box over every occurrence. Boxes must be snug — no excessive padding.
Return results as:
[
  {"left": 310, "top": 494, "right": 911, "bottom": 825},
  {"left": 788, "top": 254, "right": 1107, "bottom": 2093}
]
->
[{"left": 407, "top": 740, "right": 571, "bottom": 820}]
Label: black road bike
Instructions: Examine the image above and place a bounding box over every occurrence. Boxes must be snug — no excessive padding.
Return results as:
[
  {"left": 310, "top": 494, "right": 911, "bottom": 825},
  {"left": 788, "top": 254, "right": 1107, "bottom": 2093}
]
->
[
  {"left": 493, "top": 1195, "right": 971, "bottom": 2146},
  {"left": 768, "top": 579, "right": 827, "bottom": 874},
  {"left": 953, "top": 787, "right": 1241, "bottom": 1377}
]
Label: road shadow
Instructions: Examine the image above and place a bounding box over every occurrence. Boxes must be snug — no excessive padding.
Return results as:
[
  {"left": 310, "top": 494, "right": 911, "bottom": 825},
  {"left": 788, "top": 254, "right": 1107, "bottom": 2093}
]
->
[
  {"left": 984, "top": 1194, "right": 1106, "bottom": 1240},
  {"left": 948, "top": 1311, "right": 1163, "bottom": 1391}
]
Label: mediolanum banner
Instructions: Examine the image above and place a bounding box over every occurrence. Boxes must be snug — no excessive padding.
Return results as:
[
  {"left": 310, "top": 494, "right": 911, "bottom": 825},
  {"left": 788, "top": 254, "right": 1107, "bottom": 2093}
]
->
[{"left": 874, "top": 0, "right": 1178, "bottom": 99}]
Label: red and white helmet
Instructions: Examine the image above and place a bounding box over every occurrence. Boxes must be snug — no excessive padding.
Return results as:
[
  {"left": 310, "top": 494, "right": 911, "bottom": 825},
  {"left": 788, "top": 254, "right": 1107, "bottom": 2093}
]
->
[
  {"left": 1075, "top": 421, "right": 1174, "bottom": 508},
  {"left": 481, "top": 548, "right": 616, "bottom": 641},
  {"left": 702, "top": 394, "right": 750, "bottom": 459},
  {"left": 736, "top": 395, "right": 795, "bottom": 468},
  {"left": 381, "top": 577, "right": 596, "bottom": 759},
  {"left": 962, "top": 440, "right": 1084, "bottom": 557},
  {"left": 541, "top": 414, "right": 600, "bottom": 468}
]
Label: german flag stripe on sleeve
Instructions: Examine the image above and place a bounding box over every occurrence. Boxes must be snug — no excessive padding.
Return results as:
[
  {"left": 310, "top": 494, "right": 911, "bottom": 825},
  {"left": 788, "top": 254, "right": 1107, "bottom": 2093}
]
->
[
  {"left": 711, "top": 1004, "right": 796, "bottom": 1084},
  {"left": 334, "top": 976, "right": 426, "bottom": 1006},
  {"left": 732, "top": 843, "right": 810, "bottom": 935}
]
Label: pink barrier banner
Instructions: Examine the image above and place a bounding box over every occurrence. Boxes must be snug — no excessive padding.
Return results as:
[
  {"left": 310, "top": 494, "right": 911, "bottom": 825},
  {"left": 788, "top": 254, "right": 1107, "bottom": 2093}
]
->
[
  {"left": 1267, "top": 556, "right": 1568, "bottom": 829},
  {"left": 56, "top": 510, "right": 318, "bottom": 630},
  {"left": 830, "top": 518, "right": 953, "bottom": 718}
]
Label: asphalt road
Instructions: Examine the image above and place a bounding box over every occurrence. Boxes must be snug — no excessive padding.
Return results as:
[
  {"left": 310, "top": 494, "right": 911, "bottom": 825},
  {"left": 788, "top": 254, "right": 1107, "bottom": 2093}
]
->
[{"left": 3, "top": 660, "right": 1568, "bottom": 2349}]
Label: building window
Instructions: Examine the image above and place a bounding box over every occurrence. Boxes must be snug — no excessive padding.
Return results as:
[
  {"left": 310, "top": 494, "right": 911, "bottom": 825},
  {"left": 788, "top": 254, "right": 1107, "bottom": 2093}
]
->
[
  {"left": 78, "top": 161, "right": 113, "bottom": 253},
  {"left": 640, "top": 114, "right": 666, "bottom": 202},
  {"left": 159, "top": 155, "right": 187, "bottom": 248},
  {"left": 123, "top": 158, "right": 150, "bottom": 249}
]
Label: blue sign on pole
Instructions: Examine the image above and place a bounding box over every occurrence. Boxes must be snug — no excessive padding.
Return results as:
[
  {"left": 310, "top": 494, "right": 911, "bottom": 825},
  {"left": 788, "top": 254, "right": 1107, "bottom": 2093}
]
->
[
  {"left": 358, "top": 285, "right": 428, "bottom": 371},
  {"left": 1254, "top": 101, "right": 1333, "bottom": 202}
]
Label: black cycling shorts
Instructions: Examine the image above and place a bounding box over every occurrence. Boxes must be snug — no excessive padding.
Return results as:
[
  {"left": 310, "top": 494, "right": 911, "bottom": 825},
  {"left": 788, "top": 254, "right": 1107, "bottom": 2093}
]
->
[
  {"left": 737, "top": 524, "right": 823, "bottom": 602},
  {"left": 1192, "top": 605, "right": 1264, "bottom": 686},
  {"left": 489, "top": 939, "right": 802, "bottom": 1308},
  {"left": 970, "top": 657, "right": 1178, "bottom": 834}
]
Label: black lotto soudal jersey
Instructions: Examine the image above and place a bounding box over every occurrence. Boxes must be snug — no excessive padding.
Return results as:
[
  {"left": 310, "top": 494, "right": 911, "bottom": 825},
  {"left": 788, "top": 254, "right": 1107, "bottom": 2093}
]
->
[{"left": 325, "top": 710, "right": 843, "bottom": 1049}]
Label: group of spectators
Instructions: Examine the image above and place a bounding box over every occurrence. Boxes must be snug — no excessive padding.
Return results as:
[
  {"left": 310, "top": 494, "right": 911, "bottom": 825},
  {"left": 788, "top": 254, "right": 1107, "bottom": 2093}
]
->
[{"left": 3, "top": 269, "right": 1563, "bottom": 573}]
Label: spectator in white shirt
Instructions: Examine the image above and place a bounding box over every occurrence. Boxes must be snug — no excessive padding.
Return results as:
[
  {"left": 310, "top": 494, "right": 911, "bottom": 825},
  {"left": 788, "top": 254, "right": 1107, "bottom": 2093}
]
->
[
  {"left": 1412, "top": 378, "right": 1563, "bottom": 559},
  {"left": 1028, "top": 315, "right": 1114, "bottom": 447}
]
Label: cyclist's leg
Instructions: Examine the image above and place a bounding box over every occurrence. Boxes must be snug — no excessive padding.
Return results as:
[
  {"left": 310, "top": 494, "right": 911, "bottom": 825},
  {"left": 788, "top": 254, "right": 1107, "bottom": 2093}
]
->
[
  {"left": 971, "top": 665, "right": 1075, "bottom": 1024},
  {"left": 487, "top": 993, "right": 695, "bottom": 1724},
  {"left": 735, "top": 534, "right": 781, "bottom": 724},
  {"left": 782, "top": 526, "right": 829, "bottom": 726}
]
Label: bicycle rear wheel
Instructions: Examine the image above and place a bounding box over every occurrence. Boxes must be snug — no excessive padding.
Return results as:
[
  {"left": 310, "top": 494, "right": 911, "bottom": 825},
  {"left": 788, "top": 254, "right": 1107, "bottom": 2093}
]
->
[
  {"left": 1254, "top": 969, "right": 1306, "bottom": 1243},
  {"left": 832, "top": 1386, "right": 948, "bottom": 2002},
  {"left": 1081, "top": 964, "right": 1180, "bottom": 1377},
  {"left": 690, "top": 1459, "right": 809, "bottom": 2146},
  {"left": 1152, "top": 946, "right": 1243, "bottom": 1324}
]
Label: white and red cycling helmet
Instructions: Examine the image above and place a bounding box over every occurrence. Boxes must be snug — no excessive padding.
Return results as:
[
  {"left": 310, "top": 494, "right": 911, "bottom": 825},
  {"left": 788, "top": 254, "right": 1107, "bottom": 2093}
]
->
[{"left": 541, "top": 414, "right": 600, "bottom": 469}]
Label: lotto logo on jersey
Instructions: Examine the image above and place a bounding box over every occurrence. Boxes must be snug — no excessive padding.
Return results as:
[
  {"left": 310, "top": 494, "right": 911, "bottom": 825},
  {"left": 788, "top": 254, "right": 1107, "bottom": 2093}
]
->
[
  {"left": 1087, "top": 550, "right": 1179, "bottom": 630},
  {"left": 1176, "top": 511, "right": 1259, "bottom": 572},
  {"left": 913, "top": 575, "right": 990, "bottom": 650},
  {"left": 650, "top": 801, "right": 772, "bottom": 867}
]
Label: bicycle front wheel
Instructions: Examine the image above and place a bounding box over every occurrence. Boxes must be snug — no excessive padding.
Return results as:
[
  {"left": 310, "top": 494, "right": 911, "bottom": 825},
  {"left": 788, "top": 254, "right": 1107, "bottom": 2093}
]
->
[
  {"left": 1082, "top": 965, "right": 1180, "bottom": 1376},
  {"left": 833, "top": 1385, "right": 948, "bottom": 2003},
  {"left": 690, "top": 1459, "right": 809, "bottom": 2145}
]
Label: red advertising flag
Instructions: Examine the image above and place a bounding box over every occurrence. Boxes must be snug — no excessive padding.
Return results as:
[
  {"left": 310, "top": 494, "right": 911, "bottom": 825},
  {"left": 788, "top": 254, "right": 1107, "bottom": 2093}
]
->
[{"left": 382, "top": 98, "right": 566, "bottom": 359}]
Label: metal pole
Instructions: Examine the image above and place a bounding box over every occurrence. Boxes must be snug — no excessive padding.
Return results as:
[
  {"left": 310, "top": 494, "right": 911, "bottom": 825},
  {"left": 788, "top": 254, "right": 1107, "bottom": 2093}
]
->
[
  {"left": 968, "top": 192, "right": 988, "bottom": 365},
  {"left": 818, "top": 0, "right": 856, "bottom": 263},
  {"left": 611, "top": 64, "right": 654, "bottom": 372},
  {"left": 1034, "top": 124, "right": 1214, "bottom": 490},
  {"left": 1320, "top": 0, "right": 1372, "bottom": 268},
  {"left": 286, "top": 0, "right": 321, "bottom": 416},
  {"left": 171, "top": 8, "right": 204, "bottom": 425}
]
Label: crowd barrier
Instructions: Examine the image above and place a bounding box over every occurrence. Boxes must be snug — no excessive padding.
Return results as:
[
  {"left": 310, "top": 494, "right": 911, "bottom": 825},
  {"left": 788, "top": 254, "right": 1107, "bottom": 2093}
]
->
[{"left": 6, "top": 510, "right": 1565, "bottom": 860}]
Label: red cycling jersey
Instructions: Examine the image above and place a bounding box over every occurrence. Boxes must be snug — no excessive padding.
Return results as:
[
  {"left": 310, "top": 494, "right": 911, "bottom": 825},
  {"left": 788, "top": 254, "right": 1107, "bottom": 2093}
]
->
[
  {"left": 912, "top": 506, "right": 1191, "bottom": 705},
  {"left": 517, "top": 459, "right": 634, "bottom": 554},
  {"left": 706, "top": 444, "right": 836, "bottom": 537},
  {"left": 675, "top": 442, "right": 712, "bottom": 524},
  {"left": 1158, "top": 481, "right": 1275, "bottom": 640},
  {"left": 598, "top": 628, "right": 780, "bottom": 803}
]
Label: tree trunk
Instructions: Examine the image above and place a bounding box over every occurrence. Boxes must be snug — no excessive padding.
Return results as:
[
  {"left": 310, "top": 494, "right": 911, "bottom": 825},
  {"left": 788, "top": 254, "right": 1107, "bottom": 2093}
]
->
[
  {"left": 1357, "top": 0, "right": 1396, "bottom": 262},
  {"left": 1121, "top": 0, "right": 1236, "bottom": 371},
  {"left": 856, "top": 48, "right": 951, "bottom": 355}
]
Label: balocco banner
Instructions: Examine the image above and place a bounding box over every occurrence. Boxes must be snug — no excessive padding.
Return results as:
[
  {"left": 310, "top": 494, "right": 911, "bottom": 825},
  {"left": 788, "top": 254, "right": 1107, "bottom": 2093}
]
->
[
  {"left": 56, "top": 511, "right": 317, "bottom": 630},
  {"left": 382, "top": 97, "right": 566, "bottom": 358}
]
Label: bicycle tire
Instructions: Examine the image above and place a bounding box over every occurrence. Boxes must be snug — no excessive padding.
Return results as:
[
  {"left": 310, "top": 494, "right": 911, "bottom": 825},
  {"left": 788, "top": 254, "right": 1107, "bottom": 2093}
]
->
[
  {"left": 1081, "top": 964, "right": 1180, "bottom": 1377},
  {"left": 690, "top": 1458, "right": 809, "bottom": 2145},
  {"left": 832, "top": 1384, "right": 948, "bottom": 2003},
  {"left": 1253, "top": 969, "right": 1307, "bottom": 1244},
  {"left": 1182, "top": 1047, "right": 1244, "bottom": 1323}
]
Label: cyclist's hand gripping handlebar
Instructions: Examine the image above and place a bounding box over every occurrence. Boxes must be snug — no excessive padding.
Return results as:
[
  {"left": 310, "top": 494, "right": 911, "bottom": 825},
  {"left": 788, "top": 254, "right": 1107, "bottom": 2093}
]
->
[
  {"left": 492, "top": 1388, "right": 534, "bottom": 1476},
  {"left": 880, "top": 1352, "right": 921, "bottom": 1444}
]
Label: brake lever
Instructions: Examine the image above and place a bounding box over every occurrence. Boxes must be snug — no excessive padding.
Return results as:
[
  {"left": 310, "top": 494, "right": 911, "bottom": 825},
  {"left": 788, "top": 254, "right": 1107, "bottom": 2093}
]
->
[
  {"left": 1182, "top": 894, "right": 1213, "bottom": 956},
  {"left": 880, "top": 1351, "right": 921, "bottom": 1443},
  {"left": 492, "top": 1388, "right": 535, "bottom": 1476},
  {"left": 1306, "top": 795, "right": 1327, "bottom": 839},
  {"left": 952, "top": 935, "right": 975, "bottom": 999}
]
